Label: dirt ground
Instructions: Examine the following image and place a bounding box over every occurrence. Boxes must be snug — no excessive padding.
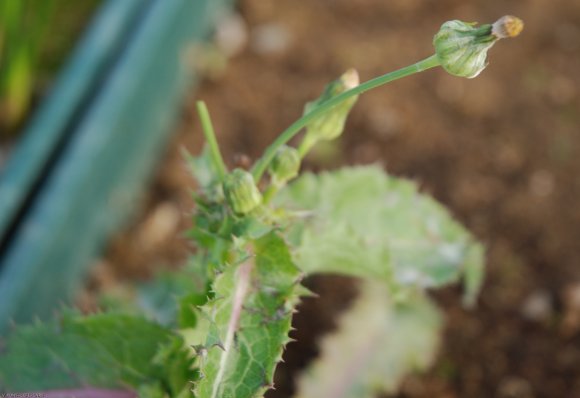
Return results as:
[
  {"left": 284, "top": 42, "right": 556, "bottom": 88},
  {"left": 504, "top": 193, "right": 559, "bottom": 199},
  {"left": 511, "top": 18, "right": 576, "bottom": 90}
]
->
[{"left": 96, "top": 0, "right": 580, "bottom": 397}]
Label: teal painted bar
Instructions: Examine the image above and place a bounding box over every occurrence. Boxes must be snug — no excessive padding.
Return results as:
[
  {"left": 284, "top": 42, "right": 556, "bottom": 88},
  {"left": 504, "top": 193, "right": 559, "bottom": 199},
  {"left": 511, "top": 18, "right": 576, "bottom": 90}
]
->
[
  {"left": 0, "top": 0, "right": 145, "bottom": 244},
  {"left": 0, "top": 0, "right": 231, "bottom": 332}
]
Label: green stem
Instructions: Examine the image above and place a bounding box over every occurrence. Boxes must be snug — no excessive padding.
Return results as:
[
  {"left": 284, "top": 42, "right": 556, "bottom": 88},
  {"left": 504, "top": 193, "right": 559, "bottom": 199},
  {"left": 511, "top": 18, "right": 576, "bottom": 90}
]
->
[
  {"left": 197, "top": 101, "right": 228, "bottom": 181},
  {"left": 297, "top": 134, "right": 316, "bottom": 159},
  {"left": 251, "top": 54, "right": 441, "bottom": 181},
  {"left": 262, "top": 184, "right": 280, "bottom": 204}
]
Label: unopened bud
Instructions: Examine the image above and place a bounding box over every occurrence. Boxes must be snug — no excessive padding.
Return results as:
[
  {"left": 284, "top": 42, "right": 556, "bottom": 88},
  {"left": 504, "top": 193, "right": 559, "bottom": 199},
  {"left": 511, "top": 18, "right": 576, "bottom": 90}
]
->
[
  {"left": 302, "top": 69, "right": 360, "bottom": 151},
  {"left": 492, "top": 15, "right": 524, "bottom": 39},
  {"left": 433, "top": 16, "right": 523, "bottom": 78},
  {"left": 223, "top": 168, "right": 262, "bottom": 215},
  {"left": 268, "top": 145, "right": 300, "bottom": 186}
]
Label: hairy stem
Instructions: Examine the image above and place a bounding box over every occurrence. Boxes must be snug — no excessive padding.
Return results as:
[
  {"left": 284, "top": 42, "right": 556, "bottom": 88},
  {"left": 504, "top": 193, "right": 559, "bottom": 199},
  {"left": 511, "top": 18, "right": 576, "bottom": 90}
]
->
[
  {"left": 251, "top": 54, "right": 440, "bottom": 181},
  {"left": 197, "top": 101, "right": 228, "bottom": 181},
  {"left": 211, "top": 259, "right": 253, "bottom": 398}
]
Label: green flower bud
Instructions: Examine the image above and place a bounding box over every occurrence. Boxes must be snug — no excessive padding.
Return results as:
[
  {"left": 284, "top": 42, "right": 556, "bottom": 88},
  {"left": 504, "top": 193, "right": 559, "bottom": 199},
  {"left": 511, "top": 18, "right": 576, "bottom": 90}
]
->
[
  {"left": 433, "top": 15, "right": 523, "bottom": 78},
  {"left": 223, "top": 168, "right": 262, "bottom": 215},
  {"left": 268, "top": 145, "right": 300, "bottom": 186},
  {"left": 300, "top": 69, "right": 360, "bottom": 156}
]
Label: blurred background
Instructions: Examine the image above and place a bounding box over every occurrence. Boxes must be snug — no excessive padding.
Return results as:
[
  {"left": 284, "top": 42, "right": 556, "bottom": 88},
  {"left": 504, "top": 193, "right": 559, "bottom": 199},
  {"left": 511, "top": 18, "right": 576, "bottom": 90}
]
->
[
  {"left": 1, "top": 0, "right": 580, "bottom": 397},
  {"left": 0, "top": 0, "right": 101, "bottom": 142}
]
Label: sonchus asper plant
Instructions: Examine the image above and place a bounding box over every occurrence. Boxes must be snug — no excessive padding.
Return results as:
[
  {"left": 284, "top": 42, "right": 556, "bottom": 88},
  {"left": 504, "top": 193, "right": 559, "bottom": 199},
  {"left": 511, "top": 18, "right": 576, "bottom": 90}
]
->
[{"left": 0, "top": 16, "right": 522, "bottom": 398}]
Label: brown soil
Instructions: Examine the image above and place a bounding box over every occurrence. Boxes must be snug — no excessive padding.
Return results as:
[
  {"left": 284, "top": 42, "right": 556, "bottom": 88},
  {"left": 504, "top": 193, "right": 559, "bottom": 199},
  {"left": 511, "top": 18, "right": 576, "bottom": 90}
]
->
[{"left": 97, "top": 0, "right": 580, "bottom": 397}]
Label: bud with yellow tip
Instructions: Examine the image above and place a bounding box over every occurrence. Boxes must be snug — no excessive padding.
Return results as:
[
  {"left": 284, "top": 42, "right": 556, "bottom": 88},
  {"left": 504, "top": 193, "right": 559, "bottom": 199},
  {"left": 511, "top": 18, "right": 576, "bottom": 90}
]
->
[
  {"left": 433, "top": 15, "right": 523, "bottom": 79},
  {"left": 492, "top": 15, "right": 524, "bottom": 39},
  {"left": 299, "top": 69, "right": 360, "bottom": 157}
]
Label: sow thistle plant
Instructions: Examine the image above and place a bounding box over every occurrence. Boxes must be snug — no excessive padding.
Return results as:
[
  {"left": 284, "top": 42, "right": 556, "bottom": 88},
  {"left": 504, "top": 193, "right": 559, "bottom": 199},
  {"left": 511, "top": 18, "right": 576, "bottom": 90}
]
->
[{"left": 0, "top": 16, "right": 522, "bottom": 398}]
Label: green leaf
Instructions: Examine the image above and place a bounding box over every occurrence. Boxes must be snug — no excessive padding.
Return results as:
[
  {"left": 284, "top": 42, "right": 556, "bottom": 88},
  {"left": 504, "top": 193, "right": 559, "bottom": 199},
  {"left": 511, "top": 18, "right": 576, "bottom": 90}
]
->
[
  {"left": 194, "top": 232, "right": 302, "bottom": 398},
  {"left": 462, "top": 242, "right": 486, "bottom": 307},
  {"left": 185, "top": 146, "right": 220, "bottom": 194},
  {"left": 138, "top": 383, "right": 167, "bottom": 398},
  {"left": 152, "top": 335, "right": 197, "bottom": 396},
  {"left": 295, "top": 281, "right": 441, "bottom": 398},
  {"left": 277, "top": 165, "right": 485, "bottom": 297},
  {"left": 100, "top": 266, "right": 209, "bottom": 328},
  {"left": 0, "top": 313, "right": 179, "bottom": 391}
]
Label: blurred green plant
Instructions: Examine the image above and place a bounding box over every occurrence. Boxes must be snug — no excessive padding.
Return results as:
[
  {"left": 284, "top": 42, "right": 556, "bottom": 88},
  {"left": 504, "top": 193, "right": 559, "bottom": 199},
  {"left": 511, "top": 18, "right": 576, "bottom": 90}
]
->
[
  {"left": 0, "top": 0, "right": 55, "bottom": 134},
  {"left": 0, "top": 15, "right": 521, "bottom": 398},
  {"left": 0, "top": 0, "right": 101, "bottom": 136}
]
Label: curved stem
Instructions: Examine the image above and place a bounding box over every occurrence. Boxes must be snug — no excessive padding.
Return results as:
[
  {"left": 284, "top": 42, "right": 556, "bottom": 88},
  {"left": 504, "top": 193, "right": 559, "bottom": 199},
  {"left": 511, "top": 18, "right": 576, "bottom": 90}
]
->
[
  {"left": 297, "top": 133, "right": 316, "bottom": 159},
  {"left": 197, "top": 101, "right": 228, "bottom": 181},
  {"left": 251, "top": 54, "right": 441, "bottom": 181}
]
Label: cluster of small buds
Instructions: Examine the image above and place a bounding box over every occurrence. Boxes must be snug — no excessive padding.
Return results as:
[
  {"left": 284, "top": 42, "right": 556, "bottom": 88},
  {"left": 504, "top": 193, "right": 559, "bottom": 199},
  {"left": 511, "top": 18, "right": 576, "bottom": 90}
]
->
[
  {"left": 221, "top": 15, "right": 524, "bottom": 214},
  {"left": 433, "top": 15, "right": 523, "bottom": 78}
]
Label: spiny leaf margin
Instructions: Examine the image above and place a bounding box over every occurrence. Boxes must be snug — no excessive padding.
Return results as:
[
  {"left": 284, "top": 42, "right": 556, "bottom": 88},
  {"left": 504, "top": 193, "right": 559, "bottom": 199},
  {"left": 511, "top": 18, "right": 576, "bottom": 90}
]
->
[
  {"left": 193, "top": 231, "right": 303, "bottom": 398},
  {"left": 276, "top": 165, "right": 485, "bottom": 301},
  {"left": 0, "top": 313, "right": 194, "bottom": 394}
]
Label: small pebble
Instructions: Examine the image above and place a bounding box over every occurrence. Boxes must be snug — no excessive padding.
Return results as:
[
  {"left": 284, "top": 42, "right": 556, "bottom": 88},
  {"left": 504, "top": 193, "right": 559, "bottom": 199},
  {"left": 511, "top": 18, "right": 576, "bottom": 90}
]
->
[
  {"left": 367, "top": 106, "right": 401, "bottom": 139},
  {"left": 137, "top": 202, "right": 181, "bottom": 249},
  {"left": 251, "top": 23, "right": 292, "bottom": 55},
  {"left": 215, "top": 12, "right": 248, "bottom": 57},
  {"left": 521, "top": 290, "right": 553, "bottom": 322},
  {"left": 561, "top": 282, "right": 580, "bottom": 336},
  {"left": 497, "top": 376, "right": 534, "bottom": 398}
]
